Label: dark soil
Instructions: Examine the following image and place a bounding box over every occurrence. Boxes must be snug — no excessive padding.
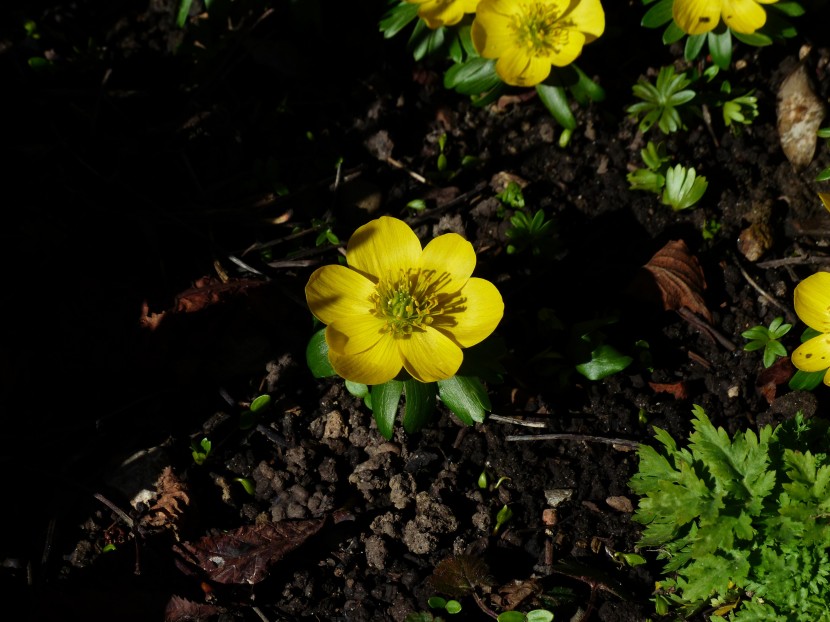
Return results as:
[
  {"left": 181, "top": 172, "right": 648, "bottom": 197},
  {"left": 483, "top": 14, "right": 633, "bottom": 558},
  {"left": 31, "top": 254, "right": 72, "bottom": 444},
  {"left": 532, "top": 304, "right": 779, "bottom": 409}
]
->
[{"left": 4, "top": 1, "right": 830, "bottom": 621}]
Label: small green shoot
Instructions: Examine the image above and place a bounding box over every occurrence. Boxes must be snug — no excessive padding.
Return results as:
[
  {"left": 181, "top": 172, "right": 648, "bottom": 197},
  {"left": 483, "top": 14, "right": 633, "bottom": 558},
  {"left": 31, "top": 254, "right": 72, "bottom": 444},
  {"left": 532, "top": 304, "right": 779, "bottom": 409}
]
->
[
  {"left": 234, "top": 477, "right": 255, "bottom": 495},
  {"left": 496, "top": 181, "right": 526, "bottom": 209},
  {"left": 661, "top": 164, "right": 707, "bottom": 210},
  {"left": 701, "top": 217, "right": 721, "bottom": 241},
  {"left": 505, "top": 209, "right": 555, "bottom": 256},
  {"left": 312, "top": 218, "right": 340, "bottom": 247},
  {"left": 477, "top": 470, "right": 488, "bottom": 489},
  {"left": 627, "top": 141, "right": 669, "bottom": 194},
  {"left": 406, "top": 198, "right": 428, "bottom": 213},
  {"left": 191, "top": 437, "right": 212, "bottom": 465},
  {"left": 627, "top": 65, "right": 697, "bottom": 134},
  {"left": 428, "top": 596, "right": 462, "bottom": 615},
  {"left": 741, "top": 316, "right": 792, "bottom": 368},
  {"left": 493, "top": 504, "right": 513, "bottom": 535},
  {"left": 718, "top": 81, "right": 758, "bottom": 131}
]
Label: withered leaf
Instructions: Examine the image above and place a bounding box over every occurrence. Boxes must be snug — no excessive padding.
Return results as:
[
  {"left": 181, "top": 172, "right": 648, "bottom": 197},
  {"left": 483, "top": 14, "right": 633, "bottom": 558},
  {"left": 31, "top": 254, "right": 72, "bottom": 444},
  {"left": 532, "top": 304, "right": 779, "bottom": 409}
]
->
[
  {"left": 648, "top": 381, "right": 689, "bottom": 400},
  {"left": 429, "top": 554, "right": 492, "bottom": 599},
  {"left": 756, "top": 357, "right": 795, "bottom": 405},
  {"left": 173, "top": 517, "right": 325, "bottom": 585},
  {"left": 636, "top": 240, "right": 712, "bottom": 322},
  {"left": 164, "top": 595, "right": 225, "bottom": 622},
  {"left": 140, "top": 466, "right": 190, "bottom": 537},
  {"left": 776, "top": 61, "right": 826, "bottom": 170}
]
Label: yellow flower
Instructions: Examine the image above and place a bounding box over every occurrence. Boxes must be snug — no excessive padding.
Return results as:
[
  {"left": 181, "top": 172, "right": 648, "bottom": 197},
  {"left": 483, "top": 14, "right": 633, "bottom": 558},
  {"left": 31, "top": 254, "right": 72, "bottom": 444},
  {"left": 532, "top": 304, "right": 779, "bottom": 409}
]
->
[
  {"left": 471, "top": 0, "right": 605, "bottom": 88},
  {"left": 406, "top": 0, "right": 480, "bottom": 29},
  {"left": 792, "top": 272, "right": 830, "bottom": 385},
  {"left": 305, "top": 216, "right": 504, "bottom": 385},
  {"left": 672, "top": 0, "right": 778, "bottom": 35}
]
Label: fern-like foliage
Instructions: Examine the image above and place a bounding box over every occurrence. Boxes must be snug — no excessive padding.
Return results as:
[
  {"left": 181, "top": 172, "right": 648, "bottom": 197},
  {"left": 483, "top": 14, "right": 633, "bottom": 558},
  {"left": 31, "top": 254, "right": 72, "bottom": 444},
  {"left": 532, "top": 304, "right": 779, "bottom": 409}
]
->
[{"left": 629, "top": 406, "right": 830, "bottom": 621}]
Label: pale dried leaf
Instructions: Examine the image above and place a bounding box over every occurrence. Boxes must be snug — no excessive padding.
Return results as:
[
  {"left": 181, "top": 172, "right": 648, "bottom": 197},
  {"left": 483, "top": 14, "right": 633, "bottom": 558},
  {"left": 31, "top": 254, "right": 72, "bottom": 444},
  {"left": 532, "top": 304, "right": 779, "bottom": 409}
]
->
[{"left": 777, "top": 62, "right": 826, "bottom": 170}]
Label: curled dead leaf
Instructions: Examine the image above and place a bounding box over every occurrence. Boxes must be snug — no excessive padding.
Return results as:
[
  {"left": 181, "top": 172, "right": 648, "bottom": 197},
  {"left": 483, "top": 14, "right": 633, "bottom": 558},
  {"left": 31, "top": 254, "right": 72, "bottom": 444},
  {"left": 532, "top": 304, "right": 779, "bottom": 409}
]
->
[{"left": 630, "top": 240, "right": 712, "bottom": 322}]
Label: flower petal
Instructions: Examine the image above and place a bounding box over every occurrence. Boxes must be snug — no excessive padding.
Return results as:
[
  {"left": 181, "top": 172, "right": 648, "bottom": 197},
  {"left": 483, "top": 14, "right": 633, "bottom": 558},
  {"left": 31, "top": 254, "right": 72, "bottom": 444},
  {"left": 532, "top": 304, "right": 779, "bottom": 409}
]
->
[
  {"left": 327, "top": 314, "right": 388, "bottom": 355},
  {"left": 792, "top": 334, "right": 830, "bottom": 373},
  {"left": 496, "top": 50, "right": 551, "bottom": 87},
  {"left": 420, "top": 233, "right": 476, "bottom": 294},
  {"left": 471, "top": 3, "right": 518, "bottom": 58},
  {"left": 305, "top": 264, "right": 376, "bottom": 326},
  {"left": 328, "top": 333, "right": 403, "bottom": 385},
  {"left": 794, "top": 272, "right": 830, "bottom": 333},
  {"left": 673, "top": 0, "right": 721, "bottom": 34},
  {"left": 547, "top": 30, "right": 587, "bottom": 67},
  {"left": 398, "top": 328, "right": 463, "bottom": 382},
  {"left": 347, "top": 216, "right": 422, "bottom": 282},
  {"left": 721, "top": 0, "right": 767, "bottom": 33},
  {"left": 564, "top": 0, "right": 606, "bottom": 40},
  {"left": 433, "top": 277, "right": 504, "bottom": 347}
]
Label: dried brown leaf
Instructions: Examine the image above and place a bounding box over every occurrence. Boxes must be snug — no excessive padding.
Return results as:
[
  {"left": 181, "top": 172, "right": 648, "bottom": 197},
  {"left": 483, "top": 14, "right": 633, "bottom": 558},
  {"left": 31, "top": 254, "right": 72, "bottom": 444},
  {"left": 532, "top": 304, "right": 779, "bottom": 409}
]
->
[
  {"left": 639, "top": 240, "right": 712, "bottom": 322},
  {"left": 648, "top": 381, "right": 689, "bottom": 400},
  {"left": 140, "top": 466, "right": 190, "bottom": 537},
  {"left": 777, "top": 62, "right": 826, "bottom": 170},
  {"left": 756, "top": 357, "right": 795, "bottom": 405},
  {"left": 429, "top": 554, "right": 492, "bottom": 599},
  {"left": 173, "top": 517, "right": 326, "bottom": 585},
  {"left": 164, "top": 595, "right": 225, "bottom": 622}
]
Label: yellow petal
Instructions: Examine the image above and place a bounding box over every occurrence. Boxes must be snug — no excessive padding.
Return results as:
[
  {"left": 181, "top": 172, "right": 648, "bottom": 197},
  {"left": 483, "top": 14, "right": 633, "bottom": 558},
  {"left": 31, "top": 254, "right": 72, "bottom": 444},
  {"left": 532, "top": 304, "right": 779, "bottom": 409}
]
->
[
  {"left": 792, "top": 334, "right": 830, "bottom": 372},
  {"left": 398, "top": 328, "right": 463, "bottom": 382},
  {"left": 496, "top": 50, "right": 551, "bottom": 87},
  {"left": 794, "top": 272, "right": 830, "bottom": 333},
  {"left": 564, "top": 0, "right": 606, "bottom": 40},
  {"left": 471, "top": 7, "right": 517, "bottom": 58},
  {"left": 433, "top": 277, "right": 504, "bottom": 347},
  {"left": 305, "top": 265, "right": 376, "bottom": 326},
  {"left": 347, "top": 216, "right": 422, "bottom": 282},
  {"left": 722, "top": 0, "right": 767, "bottom": 33},
  {"left": 823, "top": 367, "right": 830, "bottom": 386},
  {"left": 326, "top": 314, "right": 388, "bottom": 355},
  {"left": 328, "top": 333, "right": 403, "bottom": 385},
  {"left": 547, "top": 30, "right": 587, "bottom": 68},
  {"left": 673, "top": 0, "right": 721, "bottom": 34},
  {"left": 420, "top": 233, "right": 476, "bottom": 294}
]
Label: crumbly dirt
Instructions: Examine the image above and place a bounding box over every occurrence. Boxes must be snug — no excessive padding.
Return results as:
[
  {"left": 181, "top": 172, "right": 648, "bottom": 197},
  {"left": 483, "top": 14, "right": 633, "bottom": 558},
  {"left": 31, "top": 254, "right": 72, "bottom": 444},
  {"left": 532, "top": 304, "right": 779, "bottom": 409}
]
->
[{"left": 4, "top": 1, "right": 830, "bottom": 621}]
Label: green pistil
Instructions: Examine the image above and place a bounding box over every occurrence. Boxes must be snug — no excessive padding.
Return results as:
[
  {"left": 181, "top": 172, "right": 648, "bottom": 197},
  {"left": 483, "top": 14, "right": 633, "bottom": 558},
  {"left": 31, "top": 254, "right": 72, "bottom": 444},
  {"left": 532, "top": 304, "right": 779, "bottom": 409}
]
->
[
  {"left": 512, "top": 2, "right": 570, "bottom": 55},
  {"left": 374, "top": 270, "right": 438, "bottom": 336}
]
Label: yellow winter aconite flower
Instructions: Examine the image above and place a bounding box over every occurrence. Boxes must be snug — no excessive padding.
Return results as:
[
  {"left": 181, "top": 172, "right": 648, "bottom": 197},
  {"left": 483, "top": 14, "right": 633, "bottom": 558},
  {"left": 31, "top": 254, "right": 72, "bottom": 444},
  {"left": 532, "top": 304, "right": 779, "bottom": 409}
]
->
[
  {"left": 672, "top": 0, "right": 779, "bottom": 35},
  {"left": 406, "top": 0, "right": 480, "bottom": 29},
  {"left": 471, "top": 0, "right": 605, "bottom": 87},
  {"left": 792, "top": 272, "right": 830, "bottom": 385},
  {"left": 305, "top": 216, "right": 504, "bottom": 385}
]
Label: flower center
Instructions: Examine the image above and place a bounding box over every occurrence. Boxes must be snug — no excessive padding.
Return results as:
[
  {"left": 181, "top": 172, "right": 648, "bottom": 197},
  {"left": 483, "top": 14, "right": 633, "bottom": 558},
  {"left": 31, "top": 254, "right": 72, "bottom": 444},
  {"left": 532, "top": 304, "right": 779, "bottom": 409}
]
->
[
  {"left": 374, "top": 269, "right": 444, "bottom": 337},
  {"left": 511, "top": 1, "right": 572, "bottom": 56}
]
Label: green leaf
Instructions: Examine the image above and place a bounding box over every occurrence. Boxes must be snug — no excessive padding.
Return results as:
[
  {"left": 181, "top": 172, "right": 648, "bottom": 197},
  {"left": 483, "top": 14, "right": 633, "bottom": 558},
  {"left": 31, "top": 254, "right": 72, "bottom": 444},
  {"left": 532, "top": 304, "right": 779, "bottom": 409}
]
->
[
  {"left": 306, "top": 328, "right": 337, "bottom": 378},
  {"left": 707, "top": 29, "right": 732, "bottom": 70},
  {"left": 497, "top": 612, "right": 526, "bottom": 622},
  {"left": 770, "top": 1, "right": 805, "bottom": 17},
  {"left": 345, "top": 380, "right": 369, "bottom": 399},
  {"left": 662, "top": 20, "right": 686, "bottom": 44},
  {"left": 526, "top": 610, "right": 554, "bottom": 622},
  {"left": 445, "top": 600, "right": 462, "bottom": 614},
  {"left": 731, "top": 30, "right": 772, "bottom": 47},
  {"left": 569, "top": 64, "right": 605, "bottom": 104},
  {"left": 684, "top": 33, "right": 706, "bottom": 62},
  {"left": 788, "top": 368, "right": 825, "bottom": 391},
  {"left": 402, "top": 380, "right": 438, "bottom": 434},
  {"left": 371, "top": 380, "right": 404, "bottom": 439},
  {"left": 176, "top": 0, "right": 194, "bottom": 28},
  {"left": 444, "top": 57, "right": 500, "bottom": 95},
  {"left": 575, "top": 344, "right": 633, "bottom": 380},
  {"left": 379, "top": 1, "right": 419, "bottom": 38},
  {"left": 409, "top": 20, "right": 445, "bottom": 61},
  {"left": 428, "top": 596, "right": 448, "bottom": 609},
  {"left": 641, "top": 0, "right": 674, "bottom": 27},
  {"left": 816, "top": 168, "right": 830, "bottom": 182},
  {"left": 250, "top": 394, "right": 271, "bottom": 413},
  {"left": 437, "top": 375, "right": 491, "bottom": 425},
  {"left": 535, "top": 83, "right": 576, "bottom": 130}
]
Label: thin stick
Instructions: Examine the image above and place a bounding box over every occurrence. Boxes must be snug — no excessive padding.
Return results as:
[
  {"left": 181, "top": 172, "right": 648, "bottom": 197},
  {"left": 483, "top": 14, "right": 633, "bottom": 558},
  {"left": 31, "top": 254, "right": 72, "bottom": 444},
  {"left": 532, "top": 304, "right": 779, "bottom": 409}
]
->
[
  {"left": 734, "top": 259, "right": 796, "bottom": 324},
  {"left": 505, "top": 433, "right": 639, "bottom": 449},
  {"left": 488, "top": 414, "right": 548, "bottom": 428},
  {"left": 676, "top": 307, "right": 736, "bottom": 351}
]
